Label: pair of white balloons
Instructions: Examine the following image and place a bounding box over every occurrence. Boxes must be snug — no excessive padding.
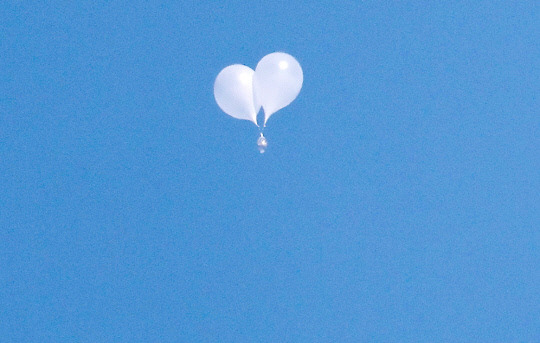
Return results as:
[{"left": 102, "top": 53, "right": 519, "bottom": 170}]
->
[{"left": 214, "top": 52, "right": 303, "bottom": 127}]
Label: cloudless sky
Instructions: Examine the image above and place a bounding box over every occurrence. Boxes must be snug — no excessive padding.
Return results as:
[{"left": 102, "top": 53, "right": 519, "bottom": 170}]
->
[{"left": 1, "top": 1, "right": 539, "bottom": 342}]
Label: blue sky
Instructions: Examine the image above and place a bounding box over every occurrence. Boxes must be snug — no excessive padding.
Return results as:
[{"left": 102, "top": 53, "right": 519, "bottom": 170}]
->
[{"left": 1, "top": 1, "right": 539, "bottom": 342}]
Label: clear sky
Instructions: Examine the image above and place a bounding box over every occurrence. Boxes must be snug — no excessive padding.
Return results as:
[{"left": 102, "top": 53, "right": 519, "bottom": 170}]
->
[{"left": 1, "top": 1, "right": 539, "bottom": 342}]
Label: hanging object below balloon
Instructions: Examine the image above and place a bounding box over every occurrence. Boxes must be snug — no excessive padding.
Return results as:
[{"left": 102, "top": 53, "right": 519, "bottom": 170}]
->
[{"left": 257, "top": 133, "right": 268, "bottom": 154}]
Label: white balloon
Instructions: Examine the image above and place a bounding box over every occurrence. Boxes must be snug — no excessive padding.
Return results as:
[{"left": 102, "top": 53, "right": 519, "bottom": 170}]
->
[
  {"left": 214, "top": 64, "right": 260, "bottom": 125},
  {"left": 253, "top": 52, "right": 303, "bottom": 125}
]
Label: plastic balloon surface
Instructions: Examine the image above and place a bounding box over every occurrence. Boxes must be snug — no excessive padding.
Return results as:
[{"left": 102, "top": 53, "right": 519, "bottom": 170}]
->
[
  {"left": 214, "top": 64, "right": 260, "bottom": 125},
  {"left": 253, "top": 52, "right": 303, "bottom": 125}
]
